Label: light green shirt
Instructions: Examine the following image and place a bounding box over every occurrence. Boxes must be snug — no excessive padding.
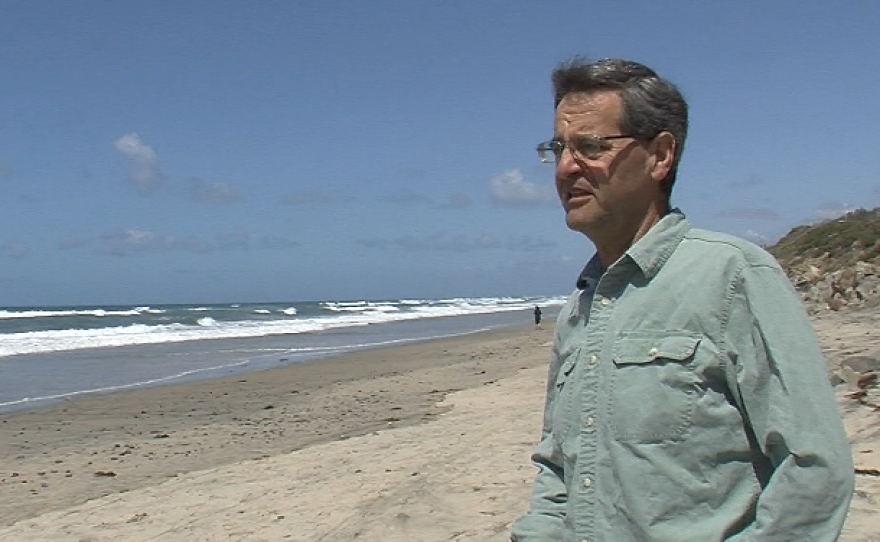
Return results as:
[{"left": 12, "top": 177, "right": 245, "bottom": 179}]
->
[{"left": 511, "top": 211, "right": 853, "bottom": 542}]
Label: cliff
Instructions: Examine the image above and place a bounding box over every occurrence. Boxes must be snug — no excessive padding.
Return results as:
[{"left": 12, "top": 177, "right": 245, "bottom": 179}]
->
[{"left": 769, "top": 207, "right": 880, "bottom": 312}]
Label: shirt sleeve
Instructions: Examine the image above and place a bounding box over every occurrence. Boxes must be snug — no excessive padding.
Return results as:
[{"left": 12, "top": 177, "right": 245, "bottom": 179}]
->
[
  {"left": 509, "top": 341, "right": 568, "bottom": 540},
  {"left": 725, "top": 263, "right": 854, "bottom": 540}
]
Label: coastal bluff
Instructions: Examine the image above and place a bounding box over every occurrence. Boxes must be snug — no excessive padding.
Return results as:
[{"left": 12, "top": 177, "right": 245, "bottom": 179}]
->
[
  {"left": 770, "top": 206, "right": 880, "bottom": 400},
  {"left": 771, "top": 206, "right": 880, "bottom": 314}
]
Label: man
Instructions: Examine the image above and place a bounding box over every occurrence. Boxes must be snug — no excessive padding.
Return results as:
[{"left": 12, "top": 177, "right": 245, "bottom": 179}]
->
[{"left": 511, "top": 58, "right": 854, "bottom": 541}]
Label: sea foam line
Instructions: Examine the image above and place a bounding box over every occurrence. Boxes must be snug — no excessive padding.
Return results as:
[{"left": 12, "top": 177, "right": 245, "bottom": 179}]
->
[
  {"left": 0, "top": 307, "right": 160, "bottom": 319},
  {"left": 0, "top": 324, "right": 504, "bottom": 413},
  {"left": 0, "top": 299, "right": 565, "bottom": 358}
]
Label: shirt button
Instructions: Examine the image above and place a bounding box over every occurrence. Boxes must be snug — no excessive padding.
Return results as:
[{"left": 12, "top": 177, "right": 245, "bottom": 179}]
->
[
  {"left": 600, "top": 297, "right": 611, "bottom": 306},
  {"left": 584, "top": 416, "right": 594, "bottom": 427},
  {"left": 588, "top": 354, "right": 598, "bottom": 365},
  {"left": 582, "top": 477, "right": 592, "bottom": 488},
  {"left": 648, "top": 347, "right": 659, "bottom": 357}
]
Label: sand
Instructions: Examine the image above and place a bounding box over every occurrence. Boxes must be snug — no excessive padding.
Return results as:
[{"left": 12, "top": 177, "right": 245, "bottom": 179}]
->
[{"left": 0, "top": 315, "right": 878, "bottom": 541}]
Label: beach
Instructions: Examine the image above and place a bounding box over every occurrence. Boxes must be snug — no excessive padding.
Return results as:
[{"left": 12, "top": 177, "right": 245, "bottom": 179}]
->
[{"left": 1, "top": 313, "right": 879, "bottom": 540}]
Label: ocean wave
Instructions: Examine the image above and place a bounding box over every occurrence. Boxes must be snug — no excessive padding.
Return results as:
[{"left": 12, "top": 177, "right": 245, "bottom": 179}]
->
[
  {"left": 0, "top": 296, "right": 566, "bottom": 358},
  {"left": 0, "top": 307, "right": 156, "bottom": 319}
]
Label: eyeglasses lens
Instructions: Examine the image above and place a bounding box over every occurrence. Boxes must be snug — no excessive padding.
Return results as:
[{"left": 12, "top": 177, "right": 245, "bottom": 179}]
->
[
  {"left": 572, "top": 137, "right": 603, "bottom": 159},
  {"left": 537, "top": 142, "right": 557, "bottom": 163},
  {"left": 538, "top": 138, "right": 608, "bottom": 163}
]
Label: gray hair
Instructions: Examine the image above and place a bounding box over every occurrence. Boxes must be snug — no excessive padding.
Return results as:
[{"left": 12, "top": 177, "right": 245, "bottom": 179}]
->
[{"left": 552, "top": 57, "right": 688, "bottom": 198}]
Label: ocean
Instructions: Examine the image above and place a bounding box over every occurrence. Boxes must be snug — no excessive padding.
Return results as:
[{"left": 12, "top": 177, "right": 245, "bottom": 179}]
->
[{"left": 0, "top": 296, "right": 565, "bottom": 414}]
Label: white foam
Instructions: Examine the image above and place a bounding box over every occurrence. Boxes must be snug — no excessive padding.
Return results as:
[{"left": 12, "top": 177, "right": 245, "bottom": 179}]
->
[
  {"left": 0, "top": 296, "right": 567, "bottom": 359},
  {"left": 0, "top": 307, "right": 147, "bottom": 319}
]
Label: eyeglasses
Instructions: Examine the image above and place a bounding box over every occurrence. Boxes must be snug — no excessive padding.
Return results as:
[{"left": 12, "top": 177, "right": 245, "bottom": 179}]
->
[{"left": 536, "top": 134, "right": 636, "bottom": 163}]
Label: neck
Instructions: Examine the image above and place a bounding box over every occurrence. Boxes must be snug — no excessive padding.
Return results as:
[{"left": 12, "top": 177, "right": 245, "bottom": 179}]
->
[{"left": 593, "top": 204, "right": 666, "bottom": 268}]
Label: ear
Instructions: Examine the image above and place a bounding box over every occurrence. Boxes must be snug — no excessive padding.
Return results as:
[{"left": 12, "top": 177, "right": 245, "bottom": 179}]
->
[{"left": 647, "top": 131, "right": 676, "bottom": 183}]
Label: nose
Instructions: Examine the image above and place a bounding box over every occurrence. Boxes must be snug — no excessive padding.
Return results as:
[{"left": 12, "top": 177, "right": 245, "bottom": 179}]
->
[
  {"left": 555, "top": 146, "right": 584, "bottom": 179},
  {"left": 554, "top": 148, "right": 584, "bottom": 200}
]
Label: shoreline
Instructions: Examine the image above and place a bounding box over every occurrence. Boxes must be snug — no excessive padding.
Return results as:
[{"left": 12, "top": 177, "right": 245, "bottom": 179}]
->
[
  {"left": 0, "top": 307, "right": 558, "bottom": 416},
  {"left": 0, "top": 323, "right": 553, "bottom": 527}
]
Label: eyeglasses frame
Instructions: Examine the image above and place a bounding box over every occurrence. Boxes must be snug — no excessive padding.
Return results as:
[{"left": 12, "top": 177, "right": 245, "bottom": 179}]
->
[{"left": 536, "top": 134, "right": 637, "bottom": 163}]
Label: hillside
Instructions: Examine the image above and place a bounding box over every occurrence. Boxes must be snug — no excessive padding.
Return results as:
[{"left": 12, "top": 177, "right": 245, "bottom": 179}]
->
[{"left": 769, "top": 207, "right": 880, "bottom": 312}]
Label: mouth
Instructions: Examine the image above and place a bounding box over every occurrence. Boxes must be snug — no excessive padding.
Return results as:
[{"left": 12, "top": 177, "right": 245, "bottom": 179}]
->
[{"left": 564, "top": 186, "right": 594, "bottom": 207}]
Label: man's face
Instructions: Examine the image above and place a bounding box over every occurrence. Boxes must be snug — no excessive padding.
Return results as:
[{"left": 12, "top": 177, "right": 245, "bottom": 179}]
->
[{"left": 553, "top": 91, "right": 659, "bottom": 242}]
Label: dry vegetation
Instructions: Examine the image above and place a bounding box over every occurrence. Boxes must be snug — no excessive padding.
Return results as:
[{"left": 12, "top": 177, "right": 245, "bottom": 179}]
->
[
  {"left": 770, "top": 208, "right": 880, "bottom": 269},
  {"left": 767, "top": 207, "right": 880, "bottom": 312}
]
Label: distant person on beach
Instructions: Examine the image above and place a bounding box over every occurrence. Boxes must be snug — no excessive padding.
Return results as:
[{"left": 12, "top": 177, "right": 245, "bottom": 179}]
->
[
  {"left": 511, "top": 57, "right": 854, "bottom": 541},
  {"left": 533, "top": 306, "right": 542, "bottom": 326}
]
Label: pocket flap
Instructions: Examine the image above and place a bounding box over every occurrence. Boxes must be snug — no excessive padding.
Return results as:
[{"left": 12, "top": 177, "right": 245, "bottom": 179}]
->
[
  {"left": 613, "top": 333, "right": 701, "bottom": 365},
  {"left": 554, "top": 357, "right": 577, "bottom": 387}
]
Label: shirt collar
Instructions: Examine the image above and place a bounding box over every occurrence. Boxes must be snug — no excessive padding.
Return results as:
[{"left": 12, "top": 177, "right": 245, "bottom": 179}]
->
[{"left": 576, "top": 209, "right": 690, "bottom": 289}]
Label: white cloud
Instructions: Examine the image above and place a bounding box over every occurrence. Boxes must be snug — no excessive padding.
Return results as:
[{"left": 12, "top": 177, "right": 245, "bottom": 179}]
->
[
  {"left": 280, "top": 189, "right": 331, "bottom": 205},
  {"left": 57, "top": 236, "right": 92, "bottom": 249},
  {"left": 725, "top": 175, "right": 761, "bottom": 188},
  {"left": 357, "top": 232, "right": 554, "bottom": 252},
  {"left": 100, "top": 228, "right": 176, "bottom": 256},
  {"left": 507, "top": 236, "right": 556, "bottom": 251},
  {"left": 395, "top": 232, "right": 501, "bottom": 252},
  {"left": 257, "top": 236, "right": 299, "bottom": 249},
  {"left": 0, "top": 241, "right": 28, "bottom": 258},
  {"left": 94, "top": 228, "right": 296, "bottom": 256},
  {"left": 717, "top": 207, "right": 780, "bottom": 220},
  {"left": 114, "top": 133, "right": 163, "bottom": 193},
  {"left": 741, "top": 230, "right": 770, "bottom": 246},
  {"left": 356, "top": 238, "right": 386, "bottom": 249},
  {"left": 487, "top": 169, "right": 554, "bottom": 207},
  {"left": 187, "top": 179, "right": 241, "bottom": 205},
  {"left": 215, "top": 231, "right": 249, "bottom": 250},
  {"left": 439, "top": 193, "right": 471, "bottom": 209},
  {"left": 385, "top": 188, "right": 431, "bottom": 204},
  {"left": 814, "top": 201, "right": 859, "bottom": 221},
  {"left": 397, "top": 167, "right": 427, "bottom": 179}
]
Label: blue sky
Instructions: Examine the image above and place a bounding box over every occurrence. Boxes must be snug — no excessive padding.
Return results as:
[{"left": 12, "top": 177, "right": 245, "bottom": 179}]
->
[{"left": 1, "top": 1, "right": 878, "bottom": 306}]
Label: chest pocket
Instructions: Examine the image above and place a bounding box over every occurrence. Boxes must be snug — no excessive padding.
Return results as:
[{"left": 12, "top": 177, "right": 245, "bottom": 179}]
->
[{"left": 607, "top": 332, "right": 701, "bottom": 442}]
